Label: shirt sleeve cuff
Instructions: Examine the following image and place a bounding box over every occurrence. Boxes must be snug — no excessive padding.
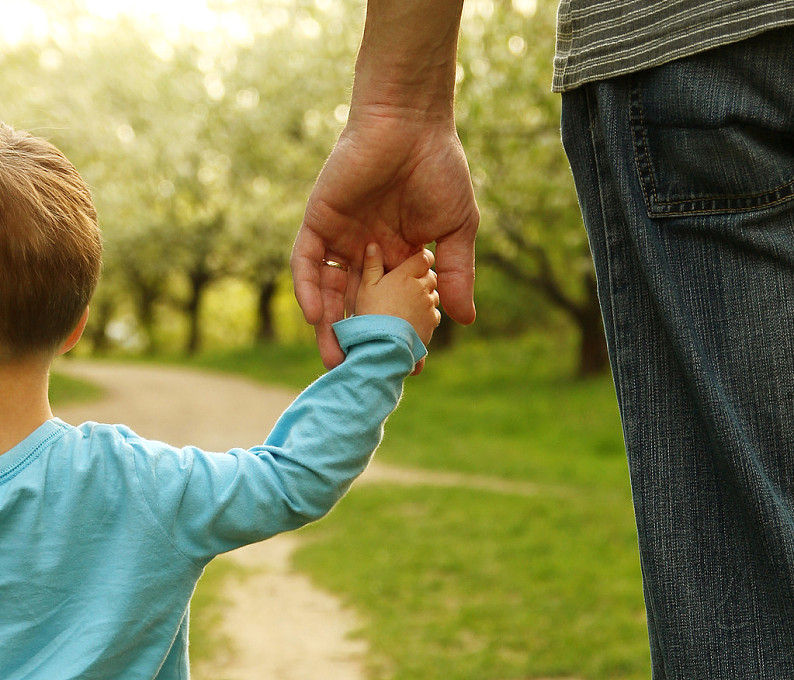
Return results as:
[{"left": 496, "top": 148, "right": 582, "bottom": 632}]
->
[{"left": 332, "top": 315, "right": 428, "bottom": 364}]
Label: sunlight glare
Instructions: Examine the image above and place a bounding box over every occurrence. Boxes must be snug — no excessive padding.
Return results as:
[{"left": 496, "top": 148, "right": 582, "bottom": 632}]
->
[
  {"left": 83, "top": 0, "right": 218, "bottom": 33},
  {"left": 2, "top": 0, "right": 255, "bottom": 46},
  {"left": 513, "top": 0, "right": 538, "bottom": 17},
  {"left": 3, "top": 2, "right": 50, "bottom": 45}
]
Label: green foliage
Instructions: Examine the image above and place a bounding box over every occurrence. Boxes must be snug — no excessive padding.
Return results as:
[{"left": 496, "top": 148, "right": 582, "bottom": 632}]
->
[
  {"left": 0, "top": 0, "right": 364, "bottom": 354},
  {"left": 383, "top": 333, "right": 625, "bottom": 487},
  {"left": 456, "top": 0, "right": 605, "bottom": 375},
  {"left": 0, "top": 0, "right": 601, "bottom": 371}
]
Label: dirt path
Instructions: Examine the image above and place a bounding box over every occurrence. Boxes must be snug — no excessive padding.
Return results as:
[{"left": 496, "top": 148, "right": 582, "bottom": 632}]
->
[{"left": 53, "top": 359, "right": 566, "bottom": 680}]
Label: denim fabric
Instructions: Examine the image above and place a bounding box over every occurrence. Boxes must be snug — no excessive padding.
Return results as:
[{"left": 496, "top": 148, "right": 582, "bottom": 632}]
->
[{"left": 561, "top": 26, "right": 794, "bottom": 678}]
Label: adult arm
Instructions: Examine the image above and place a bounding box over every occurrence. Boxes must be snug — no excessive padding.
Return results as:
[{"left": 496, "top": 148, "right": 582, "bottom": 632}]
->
[{"left": 292, "top": 0, "right": 479, "bottom": 369}]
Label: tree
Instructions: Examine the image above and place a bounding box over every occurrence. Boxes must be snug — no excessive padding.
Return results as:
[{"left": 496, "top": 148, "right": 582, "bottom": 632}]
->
[
  {"left": 0, "top": 0, "right": 608, "bottom": 372},
  {"left": 0, "top": 3, "right": 356, "bottom": 353},
  {"left": 456, "top": 0, "right": 609, "bottom": 375}
]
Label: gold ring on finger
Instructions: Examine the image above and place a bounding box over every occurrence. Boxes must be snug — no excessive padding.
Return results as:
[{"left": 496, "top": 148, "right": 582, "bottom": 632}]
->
[{"left": 322, "top": 259, "right": 349, "bottom": 272}]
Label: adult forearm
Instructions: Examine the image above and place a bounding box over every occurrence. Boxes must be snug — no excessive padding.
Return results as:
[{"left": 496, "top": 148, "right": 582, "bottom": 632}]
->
[{"left": 353, "top": 0, "right": 465, "bottom": 118}]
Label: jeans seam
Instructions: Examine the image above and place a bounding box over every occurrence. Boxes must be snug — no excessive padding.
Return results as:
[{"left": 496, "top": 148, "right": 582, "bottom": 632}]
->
[
  {"left": 584, "top": 87, "right": 627, "bottom": 422},
  {"left": 630, "top": 79, "right": 657, "bottom": 216},
  {"left": 598, "top": 83, "right": 670, "bottom": 679}
]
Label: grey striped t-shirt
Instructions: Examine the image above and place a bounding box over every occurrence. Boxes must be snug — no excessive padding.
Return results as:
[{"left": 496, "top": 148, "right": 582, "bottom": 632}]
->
[{"left": 552, "top": 0, "right": 794, "bottom": 92}]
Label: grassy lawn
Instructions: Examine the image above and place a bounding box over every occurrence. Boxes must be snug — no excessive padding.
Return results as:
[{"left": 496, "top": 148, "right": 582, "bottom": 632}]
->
[
  {"left": 288, "top": 334, "right": 649, "bottom": 680},
  {"left": 185, "top": 333, "right": 650, "bottom": 679},
  {"left": 49, "top": 370, "right": 105, "bottom": 405},
  {"left": 378, "top": 335, "right": 630, "bottom": 489},
  {"left": 49, "top": 333, "right": 651, "bottom": 679},
  {"left": 294, "top": 486, "right": 645, "bottom": 680},
  {"left": 145, "top": 342, "right": 327, "bottom": 391},
  {"left": 187, "top": 558, "right": 248, "bottom": 674}
]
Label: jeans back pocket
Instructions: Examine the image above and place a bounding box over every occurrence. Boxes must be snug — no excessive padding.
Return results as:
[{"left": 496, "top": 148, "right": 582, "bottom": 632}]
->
[{"left": 630, "top": 27, "right": 794, "bottom": 217}]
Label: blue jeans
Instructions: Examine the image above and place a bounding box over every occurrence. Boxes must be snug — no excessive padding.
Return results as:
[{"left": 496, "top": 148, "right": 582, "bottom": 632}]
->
[{"left": 561, "top": 27, "right": 794, "bottom": 678}]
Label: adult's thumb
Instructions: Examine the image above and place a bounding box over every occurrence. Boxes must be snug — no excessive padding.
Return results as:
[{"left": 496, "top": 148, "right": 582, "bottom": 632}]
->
[{"left": 361, "top": 242, "right": 384, "bottom": 286}]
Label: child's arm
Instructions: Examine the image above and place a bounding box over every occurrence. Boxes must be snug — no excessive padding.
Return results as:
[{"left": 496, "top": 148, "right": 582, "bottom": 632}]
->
[{"left": 130, "top": 252, "right": 438, "bottom": 563}]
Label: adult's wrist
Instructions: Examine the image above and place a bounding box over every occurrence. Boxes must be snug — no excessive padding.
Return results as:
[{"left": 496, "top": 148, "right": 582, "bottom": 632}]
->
[
  {"left": 352, "top": 52, "right": 457, "bottom": 119},
  {"left": 351, "top": 0, "right": 464, "bottom": 119}
]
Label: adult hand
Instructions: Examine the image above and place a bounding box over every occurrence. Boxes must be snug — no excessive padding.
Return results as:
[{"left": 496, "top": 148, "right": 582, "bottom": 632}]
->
[{"left": 291, "top": 106, "right": 479, "bottom": 369}]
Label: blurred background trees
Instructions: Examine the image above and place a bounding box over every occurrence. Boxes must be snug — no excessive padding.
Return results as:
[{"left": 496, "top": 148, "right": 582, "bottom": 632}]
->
[{"left": 1, "top": 0, "right": 607, "bottom": 376}]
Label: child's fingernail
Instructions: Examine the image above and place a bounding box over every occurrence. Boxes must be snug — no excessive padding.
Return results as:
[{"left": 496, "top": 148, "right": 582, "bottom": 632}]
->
[{"left": 366, "top": 243, "right": 377, "bottom": 257}]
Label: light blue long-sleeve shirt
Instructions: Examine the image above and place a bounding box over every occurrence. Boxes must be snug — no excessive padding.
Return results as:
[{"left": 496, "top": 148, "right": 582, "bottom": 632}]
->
[{"left": 0, "top": 315, "right": 425, "bottom": 680}]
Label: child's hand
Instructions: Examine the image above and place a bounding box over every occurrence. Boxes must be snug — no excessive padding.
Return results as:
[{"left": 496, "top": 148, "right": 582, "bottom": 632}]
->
[{"left": 355, "top": 243, "right": 441, "bottom": 346}]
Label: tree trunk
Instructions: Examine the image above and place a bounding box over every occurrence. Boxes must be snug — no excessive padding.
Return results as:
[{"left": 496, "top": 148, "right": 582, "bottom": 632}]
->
[
  {"left": 137, "top": 285, "right": 159, "bottom": 355},
  {"left": 573, "top": 276, "right": 609, "bottom": 378},
  {"left": 88, "top": 298, "right": 114, "bottom": 355},
  {"left": 255, "top": 280, "right": 278, "bottom": 344},
  {"left": 576, "top": 313, "right": 609, "bottom": 377},
  {"left": 429, "top": 309, "right": 456, "bottom": 350},
  {"left": 185, "top": 271, "right": 210, "bottom": 355}
]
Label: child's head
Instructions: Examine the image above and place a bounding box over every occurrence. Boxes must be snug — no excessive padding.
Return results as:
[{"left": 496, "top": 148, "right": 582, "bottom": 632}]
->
[{"left": 0, "top": 123, "right": 102, "bottom": 362}]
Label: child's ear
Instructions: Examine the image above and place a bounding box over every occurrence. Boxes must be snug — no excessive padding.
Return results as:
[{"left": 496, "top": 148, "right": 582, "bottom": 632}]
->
[{"left": 58, "top": 307, "right": 89, "bottom": 356}]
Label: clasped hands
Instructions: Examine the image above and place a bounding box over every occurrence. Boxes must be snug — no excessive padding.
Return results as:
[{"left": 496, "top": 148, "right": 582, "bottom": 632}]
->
[{"left": 291, "top": 111, "right": 479, "bottom": 374}]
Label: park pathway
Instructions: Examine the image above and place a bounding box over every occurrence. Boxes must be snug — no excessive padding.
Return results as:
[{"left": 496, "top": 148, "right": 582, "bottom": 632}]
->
[{"left": 52, "top": 359, "right": 560, "bottom": 680}]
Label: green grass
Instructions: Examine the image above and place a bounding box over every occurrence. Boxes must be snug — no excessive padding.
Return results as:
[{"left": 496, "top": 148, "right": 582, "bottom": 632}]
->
[
  {"left": 378, "top": 334, "right": 629, "bottom": 489},
  {"left": 190, "top": 333, "right": 650, "bottom": 679},
  {"left": 49, "top": 371, "right": 104, "bottom": 406},
  {"left": 189, "top": 559, "right": 247, "bottom": 673},
  {"left": 294, "top": 486, "right": 646, "bottom": 680},
  {"left": 145, "top": 342, "right": 326, "bottom": 391}
]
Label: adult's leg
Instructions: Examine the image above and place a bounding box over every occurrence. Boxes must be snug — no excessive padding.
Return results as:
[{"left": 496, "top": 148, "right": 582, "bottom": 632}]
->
[{"left": 561, "top": 27, "right": 794, "bottom": 679}]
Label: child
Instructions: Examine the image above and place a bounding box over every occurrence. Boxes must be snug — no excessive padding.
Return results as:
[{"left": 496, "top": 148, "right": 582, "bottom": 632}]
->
[{"left": 0, "top": 123, "right": 440, "bottom": 680}]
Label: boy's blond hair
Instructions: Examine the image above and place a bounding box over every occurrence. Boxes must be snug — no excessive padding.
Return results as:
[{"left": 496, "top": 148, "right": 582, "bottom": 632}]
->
[{"left": 0, "top": 124, "right": 102, "bottom": 359}]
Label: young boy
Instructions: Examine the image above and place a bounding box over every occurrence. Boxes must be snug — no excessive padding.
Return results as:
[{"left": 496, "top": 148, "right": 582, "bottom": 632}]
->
[{"left": 0, "top": 123, "right": 441, "bottom": 679}]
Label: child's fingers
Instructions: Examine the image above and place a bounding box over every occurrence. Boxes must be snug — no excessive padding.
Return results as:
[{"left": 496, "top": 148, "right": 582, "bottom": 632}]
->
[
  {"left": 418, "top": 268, "right": 438, "bottom": 294},
  {"left": 394, "top": 248, "right": 435, "bottom": 279},
  {"left": 428, "top": 268, "right": 439, "bottom": 289},
  {"left": 360, "top": 242, "right": 385, "bottom": 287}
]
